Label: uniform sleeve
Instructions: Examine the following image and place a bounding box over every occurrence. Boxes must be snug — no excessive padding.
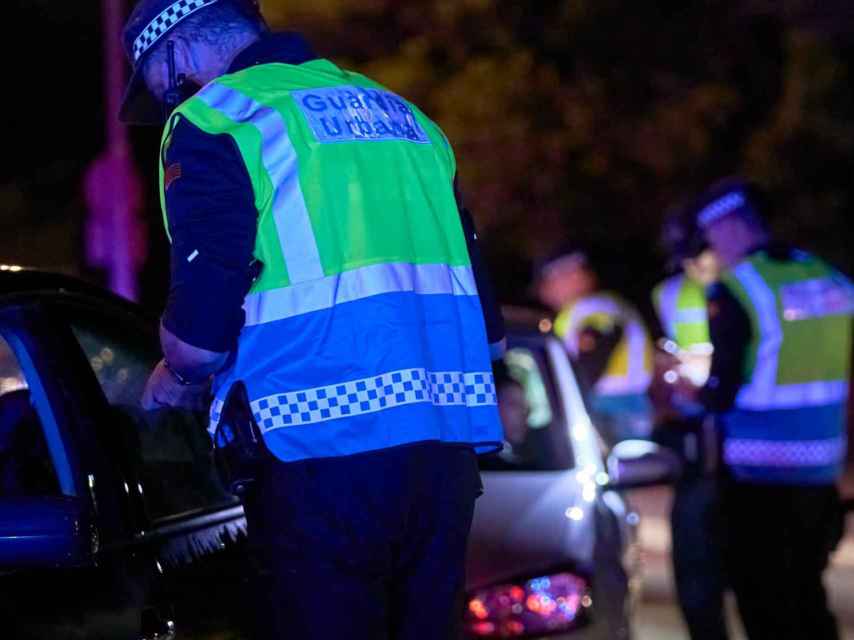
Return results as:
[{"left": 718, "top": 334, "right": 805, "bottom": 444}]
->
[
  {"left": 454, "top": 177, "right": 505, "bottom": 346},
  {"left": 699, "top": 281, "right": 752, "bottom": 412},
  {"left": 160, "top": 117, "right": 258, "bottom": 353}
]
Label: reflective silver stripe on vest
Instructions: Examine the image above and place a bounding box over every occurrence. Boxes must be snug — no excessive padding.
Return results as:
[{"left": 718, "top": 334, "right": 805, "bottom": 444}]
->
[
  {"left": 564, "top": 294, "right": 651, "bottom": 395},
  {"left": 562, "top": 295, "right": 622, "bottom": 356},
  {"left": 657, "top": 274, "right": 707, "bottom": 342},
  {"left": 673, "top": 307, "right": 708, "bottom": 324},
  {"left": 605, "top": 314, "right": 650, "bottom": 395},
  {"left": 739, "top": 380, "right": 848, "bottom": 410},
  {"left": 251, "top": 368, "right": 496, "bottom": 431},
  {"left": 243, "top": 262, "right": 478, "bottom": 326},
  {"left": 733, "top": 262, "right": 849, "bottom": 410},
  {"left": 733, "top": 262, "right": 781, "bottom": 409},
  {"left": 724, "top": 436, "right": 846, "bottom": 468},
  {"left": 198, "top": 83, "right": 325, "bottom": 284},
  {"left": 656, "top": 274, "right": 682, "bottom": 340}
]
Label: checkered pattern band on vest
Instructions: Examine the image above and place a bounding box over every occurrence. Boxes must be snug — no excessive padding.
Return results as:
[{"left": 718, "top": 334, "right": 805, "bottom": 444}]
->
[
  {"left": 133, "top": 0, "right": 220, "bottom": 62},
  {"left": 249, "top": 368, "right": 497, "bottom": 431},
  {"left": 724, "top": 436, "right": 846, "bottom": 468},
  {"left": 697, "top": 192, "right": 746, "bottom": 228}
]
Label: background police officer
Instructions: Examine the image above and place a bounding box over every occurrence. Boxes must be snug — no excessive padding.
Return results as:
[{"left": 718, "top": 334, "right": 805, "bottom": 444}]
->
[
  {"left": 535, "top": 250, "right": 654, "bottom": 446},
  {"left": 652, "top": 208, "right": 729, "bottom": 640},
  {"left": 693, "top": 178, "right": 853, "bottom": 640},
  {"left": 120, "top": 1, "right": 506, "bottom": 638}
]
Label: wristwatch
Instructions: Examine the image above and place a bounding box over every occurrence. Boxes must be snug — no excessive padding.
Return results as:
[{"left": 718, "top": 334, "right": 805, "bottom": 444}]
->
[{"left": 163, "top": 359, "right": 208, "bottom": 386}]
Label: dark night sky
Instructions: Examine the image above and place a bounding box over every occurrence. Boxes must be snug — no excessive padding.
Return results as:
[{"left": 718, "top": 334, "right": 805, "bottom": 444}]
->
[{"left": 2, "top": 1, "right": 170, "bottom": 307}]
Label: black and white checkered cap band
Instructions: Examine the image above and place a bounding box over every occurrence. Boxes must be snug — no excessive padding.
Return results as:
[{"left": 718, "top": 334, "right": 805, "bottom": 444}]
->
[
  {"left": 697, "top": 192, "right": 745, "bottom": 228},
  {"left": 133, "top": 0, "right": 220, "bottom": 62}
]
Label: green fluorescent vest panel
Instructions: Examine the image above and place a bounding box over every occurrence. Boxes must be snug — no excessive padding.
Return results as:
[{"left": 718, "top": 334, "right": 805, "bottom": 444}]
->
[{"left": 160, "top": 59, "right": 468, "bottom": 294}]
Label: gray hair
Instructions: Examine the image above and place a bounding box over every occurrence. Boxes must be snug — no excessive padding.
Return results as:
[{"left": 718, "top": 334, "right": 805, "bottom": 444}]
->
[{"left": 145, "top": 3, "right": 265, "bottom": 68}]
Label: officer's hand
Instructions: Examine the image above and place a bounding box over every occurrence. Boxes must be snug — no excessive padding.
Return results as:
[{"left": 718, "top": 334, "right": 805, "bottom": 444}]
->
[
  {"left": 673, "top": 374, "right": 701, "bottom": 401},
  {"left": 141, "top": 359, "right": 210, "bottom": 412}
]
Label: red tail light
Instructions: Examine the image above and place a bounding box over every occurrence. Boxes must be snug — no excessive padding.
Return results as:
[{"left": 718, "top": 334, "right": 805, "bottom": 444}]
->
[{"left": 465, "top": 572, "right": 592, "bottom": 637}]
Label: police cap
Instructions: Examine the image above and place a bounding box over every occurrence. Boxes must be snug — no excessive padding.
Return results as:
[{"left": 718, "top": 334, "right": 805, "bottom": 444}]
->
[
  {"left": 693, "top": 176, "right": 767, "bottom": 230},
  {"left": 120, "top": 0, "right": 264, "bottom": 124}
]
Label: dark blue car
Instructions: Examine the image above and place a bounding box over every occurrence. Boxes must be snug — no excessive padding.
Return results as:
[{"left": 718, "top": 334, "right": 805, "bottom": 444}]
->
[{"left": 0, "top": 269, "right": 249, "bottom": 639}]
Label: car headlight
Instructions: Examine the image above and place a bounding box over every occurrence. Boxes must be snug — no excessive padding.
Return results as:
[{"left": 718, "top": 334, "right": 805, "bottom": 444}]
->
[{"left": 465, "top": 572, "right": 592, "bottom": 637}]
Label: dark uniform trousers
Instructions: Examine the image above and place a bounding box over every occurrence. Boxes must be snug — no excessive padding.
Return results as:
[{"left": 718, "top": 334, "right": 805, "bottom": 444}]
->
[
  {"left": 671, "top": 475, "right": 729, "bottom": 640},
  {"left": 721, "top": 480, "right": 842, "bottom": 640},
  {"left": 655, "top": 416, "right": 730, "bottom": 640},
  {"left": 241, "top": 442, "right": 482, "bottom": 640}
]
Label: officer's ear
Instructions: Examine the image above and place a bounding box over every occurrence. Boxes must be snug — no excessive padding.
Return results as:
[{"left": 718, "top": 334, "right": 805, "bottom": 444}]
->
[{"left": 168, "top": 35, "right": 196, "bottom": 76}]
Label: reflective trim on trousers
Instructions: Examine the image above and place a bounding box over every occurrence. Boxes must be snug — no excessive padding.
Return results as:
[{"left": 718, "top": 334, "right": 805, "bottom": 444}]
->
[
  {"left": 251, "top": 368, "right": 496, "bottom": 431},
  {"left": 243, "top": 262, "right": 478, "bottom": 326},
  {"left": 735, "top": 379, "right": 849, "bottom": 410},
  {"left": 724, "top": 436, "right": 846, "bottom": 468},
  {"left": 197, "top": 82, "right": 325, "bottom": 284}
]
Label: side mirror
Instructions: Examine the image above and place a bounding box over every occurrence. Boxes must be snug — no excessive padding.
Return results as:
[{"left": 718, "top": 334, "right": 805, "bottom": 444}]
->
[
  {"left": 604, "top": 440, "right": 682, "bottom": 491},
  {"left": 0, "top": 496, "right": 94, "bottom": 570}
]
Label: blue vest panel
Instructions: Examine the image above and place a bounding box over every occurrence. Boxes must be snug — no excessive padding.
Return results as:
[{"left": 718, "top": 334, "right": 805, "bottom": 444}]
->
[
  {"left": 211, "top": 290, "right": 502, "bottom": 462},
  {"left": 721, "top": 403, "right": 847, "bottom": 485}
]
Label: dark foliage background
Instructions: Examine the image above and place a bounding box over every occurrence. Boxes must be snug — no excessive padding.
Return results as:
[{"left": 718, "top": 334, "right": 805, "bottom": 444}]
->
[{"left": 1, "top": 1, "right": 852, "bottom": 315}]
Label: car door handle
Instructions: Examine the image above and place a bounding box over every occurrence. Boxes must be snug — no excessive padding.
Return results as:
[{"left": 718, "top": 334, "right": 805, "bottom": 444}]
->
[{"left": 140, "top": 609, "right": 176, "bottom": 640}]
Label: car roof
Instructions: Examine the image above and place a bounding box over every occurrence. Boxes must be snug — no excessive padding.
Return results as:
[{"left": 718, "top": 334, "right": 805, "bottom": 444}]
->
[{"left": 0, "top": 267, "right": 145, "bottom": 315}]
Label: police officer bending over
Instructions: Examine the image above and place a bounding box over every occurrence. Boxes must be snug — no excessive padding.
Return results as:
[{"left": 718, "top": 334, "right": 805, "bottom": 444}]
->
[
  {"left": 691, "top": 178, "right": 853, "bottom": 640},
  {"left": 120, "top": 1, "right": 506, "bottom": 638}
]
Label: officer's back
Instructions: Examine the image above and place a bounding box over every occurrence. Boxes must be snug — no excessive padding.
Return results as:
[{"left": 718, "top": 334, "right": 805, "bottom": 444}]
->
[
  {"left": 694, "top": 178, "right": 853, "bottom": 640},
  {"left": 120, "top": 2, "right": 505, "bottom": 639}
]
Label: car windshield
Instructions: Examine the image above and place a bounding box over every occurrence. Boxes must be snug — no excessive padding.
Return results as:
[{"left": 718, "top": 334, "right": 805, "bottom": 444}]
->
[{"left": 480, "top": 337, "right": 574, "bottom": 472}]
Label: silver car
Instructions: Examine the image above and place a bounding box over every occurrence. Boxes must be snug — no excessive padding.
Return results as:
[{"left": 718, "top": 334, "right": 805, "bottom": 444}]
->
[{"left": 464, "top": 307, "right": 677, "bottom": 640}]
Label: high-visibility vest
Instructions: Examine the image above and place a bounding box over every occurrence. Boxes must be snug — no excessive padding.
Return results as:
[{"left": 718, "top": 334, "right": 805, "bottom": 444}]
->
[
  {"left": 720, "top": 250, "right": 854, "bottom": 484},
  {"left": 652, "top": 273, "right": 710, "bottom": 350},
  {"left": 553, "top": 292, "right": 653, "bottom": 396},
  {"left": 158, "top": 59, "right": 502, "bottom": 462}
]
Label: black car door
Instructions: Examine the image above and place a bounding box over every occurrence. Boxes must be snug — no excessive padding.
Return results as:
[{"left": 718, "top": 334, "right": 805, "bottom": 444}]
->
[
  {"left": 46, "top": 293, "right": 252, "bottom": 639},
  {"left": 0, "top": 302, "right": 162, "bottom": 640}
]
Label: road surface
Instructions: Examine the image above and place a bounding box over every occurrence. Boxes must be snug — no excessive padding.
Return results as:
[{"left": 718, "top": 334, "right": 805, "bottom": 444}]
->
[{"left": 630, "top": 485, "right": 854, "bottom": 640}]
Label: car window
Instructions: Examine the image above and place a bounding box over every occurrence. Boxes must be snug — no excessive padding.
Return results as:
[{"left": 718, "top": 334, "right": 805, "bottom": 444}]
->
[
  {"left": 72, "top": 322, "right": 156, "bottom": 407},
  {"left": 481, "top": 341, "right": 574, "bottom": 472},
  {"left": 0, "top": 333, "right": 61, "bottom": 497},
  {"left": 61, "top": 302, "right": 238, "bottom": 522}
]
